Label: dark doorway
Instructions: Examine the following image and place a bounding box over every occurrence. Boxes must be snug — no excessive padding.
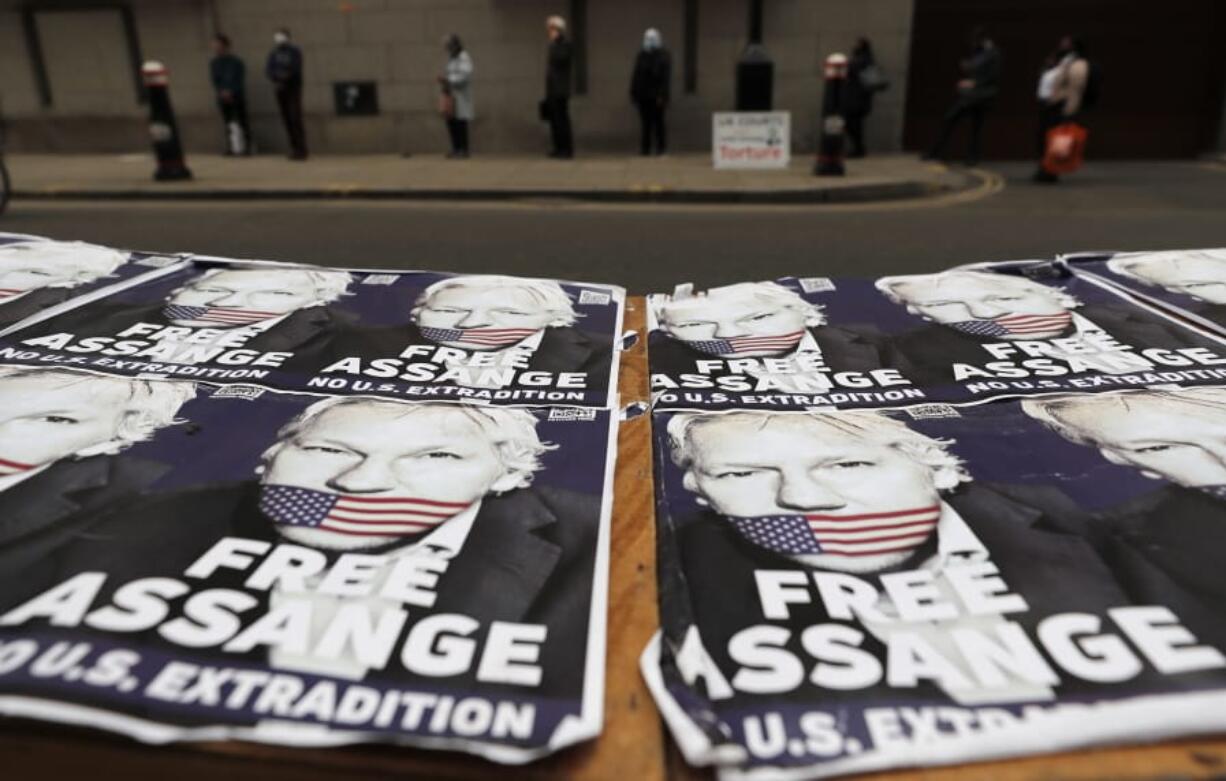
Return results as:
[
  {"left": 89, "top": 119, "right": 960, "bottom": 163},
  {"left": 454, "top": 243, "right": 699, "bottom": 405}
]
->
[{"left": 904, "top": 0, "right": 1226, "bottom": 159}]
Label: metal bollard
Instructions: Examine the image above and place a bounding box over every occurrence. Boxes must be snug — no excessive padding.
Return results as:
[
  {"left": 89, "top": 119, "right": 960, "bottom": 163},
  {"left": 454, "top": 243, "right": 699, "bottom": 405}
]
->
[
  {"left": 814, "top": 53, "right": 847, "bottom": 177},
  {"left": 142, "top": 61, "right": 193, "bottom": 181}
]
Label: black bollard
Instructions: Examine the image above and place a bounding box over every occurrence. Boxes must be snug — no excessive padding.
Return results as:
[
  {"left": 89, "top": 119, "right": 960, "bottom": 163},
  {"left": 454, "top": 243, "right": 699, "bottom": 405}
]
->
[
  {"left": 142, "top": 61, "right": 193, "bottom": 181},
  {"left": 814, "top": 53, "right": 847, "bottom": 177}
]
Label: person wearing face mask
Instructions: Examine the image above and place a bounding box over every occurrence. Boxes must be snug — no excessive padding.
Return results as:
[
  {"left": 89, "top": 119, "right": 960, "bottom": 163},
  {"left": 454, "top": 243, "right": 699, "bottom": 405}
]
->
[
  {"left": 13, "top": 266, "right": 356, "bottom": 365},
  {"left": 0, "top": 368, "right": 195, "bottom": 607},
  {"left": 1024, "top": 390, "right": 1226, "bottom": 652},
  {"left": 1107, "top": 250, "right": 1226, "bottom": 327},
  {"left": 875, "top": 269, "right": 1224, "bottom": 386},
  {"left": 630, "top": 28, "right": 671, "bottom": 156},
  {"left": 266, "top": 28, "right": 307, "bottom": 160},
  {"left": 661, "top": 408, "right": 1133, "bottom": 706},
  {"left": 0, "top": 237, "right": 128, "bottom": 329},
  {"left": 437, "top": 34, "right": 474, "bottom": 158},
  {"left": 44, "top": 398, "right": 600, "bottom": 695}
]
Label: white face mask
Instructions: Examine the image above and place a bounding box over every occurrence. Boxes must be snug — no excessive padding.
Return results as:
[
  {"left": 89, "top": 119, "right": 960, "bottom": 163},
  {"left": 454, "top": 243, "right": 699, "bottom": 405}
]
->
[{"left": 273, "top": 32, "right": 289, "bottom": 45}]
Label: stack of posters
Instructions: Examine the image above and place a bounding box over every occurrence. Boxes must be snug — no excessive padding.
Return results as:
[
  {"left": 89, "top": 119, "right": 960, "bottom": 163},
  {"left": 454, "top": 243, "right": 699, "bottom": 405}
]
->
[
  {"left": 0, "top": 237, "right": 625, "bottom": 763},
  {"left": 643, "top": 258, "right": 1226, "bottom": 778}
]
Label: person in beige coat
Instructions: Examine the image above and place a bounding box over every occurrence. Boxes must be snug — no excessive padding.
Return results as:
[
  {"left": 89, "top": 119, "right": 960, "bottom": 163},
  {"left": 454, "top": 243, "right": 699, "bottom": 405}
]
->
[{"left": 1034, "top": 36, "right": 1089, "bottom": 183}]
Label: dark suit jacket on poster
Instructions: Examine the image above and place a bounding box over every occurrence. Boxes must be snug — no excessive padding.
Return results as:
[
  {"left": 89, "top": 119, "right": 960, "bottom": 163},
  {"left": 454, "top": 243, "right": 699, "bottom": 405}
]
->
[
  {"left": 35, "top": 480, "right": 600, "bottom": 705},
  {"left": 11, "top": 301, "right": 355, "bottom": 356},
  {"left": 0, "top": 455, "right": 170, "bottom": 608},
  {"left": 887, "top": 303, "right": 1225, "bottom": 385},
  {"left": 0, "top": 287, "right": 77, "bottom": 329},
  {"left": 283, "top": 322, "right": 613, "bottom": 389},
  {"left": 649, "top": 325, "right": 893, "bottom": 383},
  {"left": 1096, "top": 486, "right": 1226, "bottom": 653},
  {"left": 665, "top": 482, "right": 1179, "bottom": 709}
]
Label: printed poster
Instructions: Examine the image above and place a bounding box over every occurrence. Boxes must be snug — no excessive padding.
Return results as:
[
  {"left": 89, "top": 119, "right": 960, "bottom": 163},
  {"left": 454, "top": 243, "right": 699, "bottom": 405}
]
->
[
  {"left": 643, "top": 396, "right": 1226, "bottom": 778},
  {"left": 648, "top": 264, "right": 1226, "bottom": 412},
  {"left": 0, "top": 256, "right": 625, "bottom": 409},
  {"left": 0, "top": 367, "right": 616, "bottom": 762},
  {"left": 1062, "top": 249, "right": 1226, "bottom": 337},
  {"left": 0, "top": 233, "right": 185, "bottom": 332}
]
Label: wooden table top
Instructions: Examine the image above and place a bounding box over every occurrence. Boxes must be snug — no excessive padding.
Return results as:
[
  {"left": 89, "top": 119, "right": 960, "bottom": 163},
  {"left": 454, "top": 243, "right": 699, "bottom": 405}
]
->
[{"left": 4, "top": 296, "right": 1226, "bottom": 780}]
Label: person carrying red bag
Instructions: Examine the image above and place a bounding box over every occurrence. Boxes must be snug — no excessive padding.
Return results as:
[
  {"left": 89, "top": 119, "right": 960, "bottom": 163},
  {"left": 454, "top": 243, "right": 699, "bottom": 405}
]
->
[{"left": 1034, "top": 36, "right": 1091, "bottom": 183}]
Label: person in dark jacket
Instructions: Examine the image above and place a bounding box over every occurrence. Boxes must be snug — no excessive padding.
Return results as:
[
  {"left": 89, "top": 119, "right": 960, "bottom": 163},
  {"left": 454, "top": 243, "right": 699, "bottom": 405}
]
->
[
  {"left": 924, "top": 26, "right": 1001, "bottom": 166},
  {"left": 630, "top": 28, "right": 671, "bottom": 156},
  {"left": 543, "top": 15, "right": 574, "bottom": 158},
  {"left": 209, "top": 34, "right": 250, "bottom": 156},
  {"left": 842, "top": 37, "right": 879, "bottom": 158},
  {"left": 0, "top": 237, "right": 128, "bottom": 329},
  {"left": 266, "top": 28, "right": 307, "bottom": 160}
]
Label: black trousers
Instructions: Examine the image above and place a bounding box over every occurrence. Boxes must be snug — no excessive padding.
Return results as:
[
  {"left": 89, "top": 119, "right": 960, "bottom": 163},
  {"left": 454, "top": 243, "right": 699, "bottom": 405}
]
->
[
  {"left": 546, "top": 97, "right": 573, "bottom": 155},
  {"left": 844, "top": 111, "right": 867, "bottom": 157},
  {"left": 636, "top": 100, "right": 666, "bottom": 155},
  {"left": 446, "top": 118, "right": 470, "bottom": 154},
  {"left": 275, "top": 85, "right": 308, "bottom": 158},
  {"left": 927, "top": 100, "right": 988, "bottom": 163},
  {"left": 217, "top": 94, "right": 250, "bottom": 154}
]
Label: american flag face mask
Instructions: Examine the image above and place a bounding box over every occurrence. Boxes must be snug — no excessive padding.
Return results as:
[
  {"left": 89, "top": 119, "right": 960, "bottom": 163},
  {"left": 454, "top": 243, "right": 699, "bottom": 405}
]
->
[
  {"left": 685, "top": 330, "right": 805, "bottom": 356},
  {"left": 258, "top": 484, "right": 471, "bottom": 538},
  {"left": 726, "top": 504, "right": 941, "bottom": 558},
  {"left": 0, "top": 288, "right": 25, "bottom": 299},
  {"left": 0, "top": 456, "right": 37, "bottom": 476},
  {"left": 948, "top": 311, "right": 1073, "bottom": 339},
  {"left": 163, "top": 304, "right": 279, "bottom": 326},
  {"left": 420, "top": 326, "right": 538, "bottom": 348}
]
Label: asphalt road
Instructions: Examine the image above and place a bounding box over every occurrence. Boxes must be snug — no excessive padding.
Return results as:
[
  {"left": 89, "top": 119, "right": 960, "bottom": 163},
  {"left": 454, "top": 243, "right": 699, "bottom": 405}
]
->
[{"left": 3, "top": 161, "right": 1223, "bottom": 294}]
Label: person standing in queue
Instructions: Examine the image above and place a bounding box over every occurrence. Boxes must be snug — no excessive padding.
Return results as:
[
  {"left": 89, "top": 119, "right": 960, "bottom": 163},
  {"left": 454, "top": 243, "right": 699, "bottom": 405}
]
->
[
  {"left": 543, "top": 15, "right": 574, "bottom": 159},
  {"left": 209, "top": 34, "right": 250, "bottom": 156},
  {"left": 266, "top": 28, "right": 307, "bottom": 161},
  {"left": 439, "top": 34, "right": 474, "bottom": 158},
  {"left": 630, "top": 28, "right": 671, "bottom": 156}
]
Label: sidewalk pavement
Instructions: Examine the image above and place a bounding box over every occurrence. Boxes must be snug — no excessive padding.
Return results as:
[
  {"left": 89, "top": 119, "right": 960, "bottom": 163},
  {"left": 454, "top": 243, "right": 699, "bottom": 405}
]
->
[{"left": 8, "top": 152, "right": 980, "bottom": 204}]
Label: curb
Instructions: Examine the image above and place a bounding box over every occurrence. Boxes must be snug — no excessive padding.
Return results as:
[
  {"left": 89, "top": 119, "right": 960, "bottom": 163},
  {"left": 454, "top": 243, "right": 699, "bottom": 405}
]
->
[{"left": 12, "top": 171, "right": 981, "bottom": 206}]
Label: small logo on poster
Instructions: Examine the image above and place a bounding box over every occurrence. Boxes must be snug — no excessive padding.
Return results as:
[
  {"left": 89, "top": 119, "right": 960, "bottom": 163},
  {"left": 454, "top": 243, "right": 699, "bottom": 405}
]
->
[
  {"left": 905, "top": 404, "right": 961, "bottom": 419},
  {"left": 797, "top": 277, "right": 836, "bottom": 294},
  {"left": 362, "top": 274, "right": 399, "bottom": 286},
  {"left": 548, "top": 408, "right": 598, "bottom": 421},
  {"left": 211, "top": 385, "right": 267, "bottom": 401},
  {"left": 578, "top": 289, "right": 612, "bottom": 306}
]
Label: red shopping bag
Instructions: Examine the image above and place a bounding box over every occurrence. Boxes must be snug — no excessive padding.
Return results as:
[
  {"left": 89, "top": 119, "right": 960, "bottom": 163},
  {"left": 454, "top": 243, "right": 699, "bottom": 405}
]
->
[{"left": 1043, "top": 122, "right": 1088, "bottom": 175}]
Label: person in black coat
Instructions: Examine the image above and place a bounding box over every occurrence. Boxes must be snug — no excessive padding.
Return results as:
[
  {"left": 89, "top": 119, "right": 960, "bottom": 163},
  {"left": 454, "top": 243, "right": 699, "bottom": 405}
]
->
[
  {"left": 12, "top": 266, "right": 357, "bottom": 362},
  {"left": 924, "top": 26, "right": 1002, "bottom": 166},
  {"left": 209, "top": 34, "right": 250, "bottom": 155},
  {"left": 0, "top": 238, "right": 129, "bottom": 330},
  {"left": 0, "top": 367, "right": 195, "bottom": 607},
  {"left": 543, "top": 15, "right": 574, "bottom": 158},
  {"left": 1106, "top": 250, "right": 1226, "bottom": 329},
  {"left": 658, "top": 408, "right": 1199, "bottom": 709},
  {"left": 20, "top": 398, "right": 601, "bottom": 705},
  {"left": 630, "top": 28, "right": 671, "bottom": 156},
  {"left": 650, "top": 281, "right": 896, "bottom": 395},
  {"left": 876, "top": 269, "right": 1226, "bottom": 386},
  {"left": 1023, "top": 389, "right": 1226, "bottom": 654},
  {"left": 842, "top": 37, "right": 880, "bottom": 158},
  {"left": 266, "top": 28, "right": 307, "bottom": 160},
  {"left": 284, "top": 274, "right": 614, "bottom": 399}
]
